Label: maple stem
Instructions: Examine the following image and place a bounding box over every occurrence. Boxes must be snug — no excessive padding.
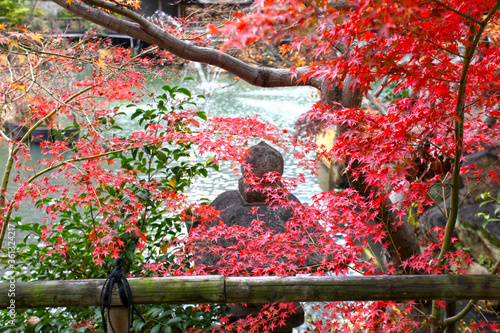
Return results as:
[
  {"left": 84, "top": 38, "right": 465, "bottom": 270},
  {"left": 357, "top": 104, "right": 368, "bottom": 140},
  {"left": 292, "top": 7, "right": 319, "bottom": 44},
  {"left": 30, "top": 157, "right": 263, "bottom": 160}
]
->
[
  {"left": 27, "top": 149, "right": 128, "bottom": 184},
  {"left": 430, "top": 1, "right": 500, "bottom": 331}
]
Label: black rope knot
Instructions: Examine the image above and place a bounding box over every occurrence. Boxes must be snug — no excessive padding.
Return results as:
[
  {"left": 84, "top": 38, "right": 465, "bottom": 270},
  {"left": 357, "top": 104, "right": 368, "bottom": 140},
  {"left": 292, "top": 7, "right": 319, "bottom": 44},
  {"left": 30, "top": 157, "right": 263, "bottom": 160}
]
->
[{"left": 100, "top": 258, "right": 142, "bottom": 333}]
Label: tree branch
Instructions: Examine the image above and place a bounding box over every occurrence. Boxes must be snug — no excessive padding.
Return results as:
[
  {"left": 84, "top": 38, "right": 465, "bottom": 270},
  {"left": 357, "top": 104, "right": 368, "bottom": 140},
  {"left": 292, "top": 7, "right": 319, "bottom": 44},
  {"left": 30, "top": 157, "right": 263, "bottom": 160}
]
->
[
  {"left": 49, "top": 0, "right": 322, "bottom": 90},
  {"left": 430, "top": 1, "right": 500, "bottom": 330},
  {"left": 430, "top": 0, "right": 482, "bottom": 25}
]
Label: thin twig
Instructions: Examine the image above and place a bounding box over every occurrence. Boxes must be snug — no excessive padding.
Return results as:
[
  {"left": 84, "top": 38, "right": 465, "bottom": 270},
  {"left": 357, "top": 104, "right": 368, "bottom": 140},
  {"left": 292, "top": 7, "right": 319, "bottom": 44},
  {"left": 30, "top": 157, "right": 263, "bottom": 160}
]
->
[{"left": 430, "top": 0, "right": 482, "bottom": 25}]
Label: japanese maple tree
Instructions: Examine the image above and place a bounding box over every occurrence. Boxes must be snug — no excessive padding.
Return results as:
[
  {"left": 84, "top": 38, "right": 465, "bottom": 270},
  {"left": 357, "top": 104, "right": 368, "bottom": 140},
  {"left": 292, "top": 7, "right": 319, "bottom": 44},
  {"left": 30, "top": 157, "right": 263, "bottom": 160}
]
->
[
  {"left": 0, "top": 0, "right": 499, "bottom": 332},
  {"left": 0, "top": 27, "right": 302, "bottom": 330}
]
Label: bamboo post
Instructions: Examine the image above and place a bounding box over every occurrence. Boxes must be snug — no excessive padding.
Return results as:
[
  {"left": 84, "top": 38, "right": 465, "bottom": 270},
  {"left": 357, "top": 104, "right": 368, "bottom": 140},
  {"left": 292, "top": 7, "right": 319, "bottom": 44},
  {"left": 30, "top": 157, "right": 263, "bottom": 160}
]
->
[
  {"left": 107, "top": 306, "right": 129, "bottom": 333},
  {"left": 224, "top": 275, "right": 500, "bottom": 303}
]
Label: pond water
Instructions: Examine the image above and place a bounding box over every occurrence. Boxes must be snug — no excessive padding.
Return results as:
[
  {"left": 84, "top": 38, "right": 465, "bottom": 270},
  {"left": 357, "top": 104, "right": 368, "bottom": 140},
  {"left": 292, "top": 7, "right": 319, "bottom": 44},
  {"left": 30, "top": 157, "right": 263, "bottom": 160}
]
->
[
  {"left": 176, "top": 66, "right": 328, "bottom": 203},
  {"left": 109, "top": 65, "right": 331, "bottom": 204}
]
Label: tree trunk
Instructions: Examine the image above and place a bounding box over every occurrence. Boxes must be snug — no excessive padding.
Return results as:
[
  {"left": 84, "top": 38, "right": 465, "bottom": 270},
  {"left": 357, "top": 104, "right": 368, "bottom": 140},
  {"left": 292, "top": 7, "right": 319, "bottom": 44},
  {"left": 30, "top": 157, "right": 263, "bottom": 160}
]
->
[{"left": 323, "top": 82, "right": 421, "bottom": 268}]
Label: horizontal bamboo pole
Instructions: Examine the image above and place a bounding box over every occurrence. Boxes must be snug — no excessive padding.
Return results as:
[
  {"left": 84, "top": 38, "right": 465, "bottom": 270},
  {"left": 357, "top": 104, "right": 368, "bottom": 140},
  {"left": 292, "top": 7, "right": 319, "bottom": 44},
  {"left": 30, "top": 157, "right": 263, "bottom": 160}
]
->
[
  {"left": 2, "top": 275, "right": 224, "bottom": 309},
  {"left": 1, "top": 275, "right": 499, "bottom": 309},
  {"left": 225, "top": 275, "right": 500, "bottom": 303}
]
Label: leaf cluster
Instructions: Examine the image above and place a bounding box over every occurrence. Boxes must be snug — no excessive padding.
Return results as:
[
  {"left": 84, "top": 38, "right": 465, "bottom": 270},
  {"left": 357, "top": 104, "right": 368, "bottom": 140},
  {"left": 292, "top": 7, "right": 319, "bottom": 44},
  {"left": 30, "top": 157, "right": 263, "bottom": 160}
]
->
[
  {"left": 0, "top": 82, "right": 223, "bottom": 332},
  {"left": 0, "top": 0, "right": 32, "bottom": 25}
]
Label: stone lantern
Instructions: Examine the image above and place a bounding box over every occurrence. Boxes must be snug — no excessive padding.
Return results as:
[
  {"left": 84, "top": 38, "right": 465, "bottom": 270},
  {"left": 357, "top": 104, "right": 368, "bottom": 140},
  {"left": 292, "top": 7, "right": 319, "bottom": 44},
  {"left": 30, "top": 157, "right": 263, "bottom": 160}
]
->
[{"left": 192, "top": 141, "right": 305, "bottom": 332}]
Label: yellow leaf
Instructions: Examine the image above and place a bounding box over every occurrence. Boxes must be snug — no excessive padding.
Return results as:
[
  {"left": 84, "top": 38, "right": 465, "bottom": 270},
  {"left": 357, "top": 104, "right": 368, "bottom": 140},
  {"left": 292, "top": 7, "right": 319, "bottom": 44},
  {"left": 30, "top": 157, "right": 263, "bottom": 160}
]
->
[
  {"left": 66, "top": 0, "right": 74, "bottom": 5},
  {"left": 99, "top": 49, "right": 110, "bottom": 59},
  {"left": 169, "top": 178, "right": 176, "bottom": 190},
  {"left": 160, "top": 243, "right": 169, "bottom": 254},
  {"left": 0, "top": 23, "right": 5, "bottom": 31},
  {"left": 9, "top": 40, "right": 18, "bottom": 49},
  {"left": 95, "top": 59, "right": 107, "bottom": 70},
  {"left": 28, "top": 32, "right": 44, "bottom": 44},
  {"left": 8, "top": 82, "right": 26, "bottom": 92}
]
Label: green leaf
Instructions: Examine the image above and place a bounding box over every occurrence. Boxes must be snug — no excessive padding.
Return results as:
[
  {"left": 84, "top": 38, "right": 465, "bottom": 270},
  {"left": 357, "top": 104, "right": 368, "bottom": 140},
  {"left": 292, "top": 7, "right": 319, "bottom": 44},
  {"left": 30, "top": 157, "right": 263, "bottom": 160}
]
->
[
  {"left": 175, "top": 87, "right": 192, "bottom": 97},
  {"left": 166, "top": 317, "right": 183, "bottom": 325},
  {"left": 479, "top": 200, "right": 492, "bottom": 207},
  {"left": 196, "top": 111, "right": 207, "bottom": 120},
  {"left": 156, "top": 151, "right": 168, "bottom": 162},
  {"left": 125, "top": 249, "right": 134, "bottom": 261},
  {"left": 146, "top": 307, "right": 163, "bottom": 317},
  {"left": 158, "top": 100, "right": 167, "bottom": 111},
  {"left": 28, "top": 244, "right": 41, "bottom": 251},
  {"left": 151, "top": 324, "right": 162, "bottom": 333},
  {"left": 131, "top": 109, "right": 143, "bottom": 120},
  {"left": 134, "top": 320, "right": 146, "bottom": 332},
  {"left": 480, "top": 192, "right": 491, "bottom": 200}
]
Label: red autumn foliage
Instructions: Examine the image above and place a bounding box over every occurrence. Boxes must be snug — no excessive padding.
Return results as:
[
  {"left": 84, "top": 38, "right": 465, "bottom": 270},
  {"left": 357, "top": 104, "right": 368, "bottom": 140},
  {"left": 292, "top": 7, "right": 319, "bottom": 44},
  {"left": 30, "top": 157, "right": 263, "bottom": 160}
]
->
[{"left": 1, "top": 0, "right": 500, "bottom": 331}]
